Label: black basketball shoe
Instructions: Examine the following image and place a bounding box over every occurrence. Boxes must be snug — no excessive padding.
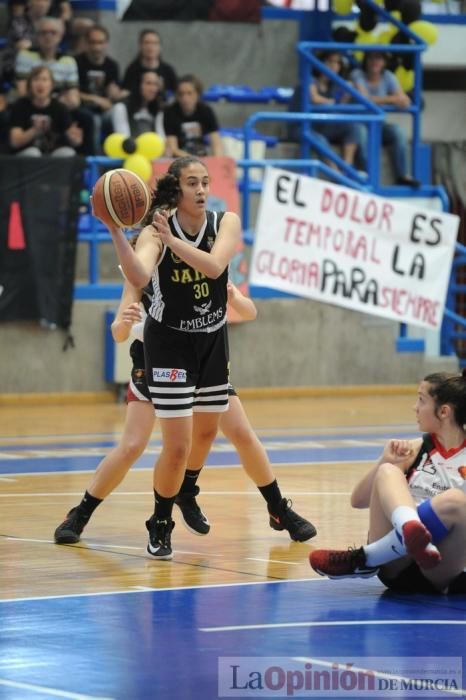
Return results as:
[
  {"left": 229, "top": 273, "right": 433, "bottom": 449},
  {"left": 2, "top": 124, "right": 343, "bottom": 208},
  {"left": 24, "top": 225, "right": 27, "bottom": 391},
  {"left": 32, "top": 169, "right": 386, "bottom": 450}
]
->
[
  {"left": 269, "top": 498, "right": 317, "bottom": 542},
  {"left": 54, "top": 507, "right": 89, "bottom": 544}
]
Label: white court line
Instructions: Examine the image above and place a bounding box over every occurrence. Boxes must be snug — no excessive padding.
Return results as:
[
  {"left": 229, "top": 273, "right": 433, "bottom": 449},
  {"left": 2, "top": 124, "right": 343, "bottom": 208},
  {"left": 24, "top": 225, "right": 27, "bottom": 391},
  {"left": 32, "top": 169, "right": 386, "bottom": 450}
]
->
[
  {"left": 200, "top": 619, "right": 466, "bottom": 632},
  {"left": 293, "top": 656, "right": 466, "bottom": 698},
  {"left": 0, "top": 678, "right": 113, "bottom": 700},
  {"left": 0, "top": 577, "right": 326, "bottom": 604}
]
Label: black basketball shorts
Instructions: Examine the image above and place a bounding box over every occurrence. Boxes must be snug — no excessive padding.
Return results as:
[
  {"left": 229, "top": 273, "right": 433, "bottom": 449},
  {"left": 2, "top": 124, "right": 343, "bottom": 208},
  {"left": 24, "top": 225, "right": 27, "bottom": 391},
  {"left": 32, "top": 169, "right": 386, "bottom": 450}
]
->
[{"left": 144, "top": 316, "right": 230, "bottom": 418}]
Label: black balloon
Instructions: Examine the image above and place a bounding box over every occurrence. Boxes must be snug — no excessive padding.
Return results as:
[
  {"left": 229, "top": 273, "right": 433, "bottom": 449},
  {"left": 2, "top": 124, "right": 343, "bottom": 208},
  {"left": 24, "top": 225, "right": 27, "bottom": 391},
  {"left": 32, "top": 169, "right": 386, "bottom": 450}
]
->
[{"left": 122, "top": 137, "right": 137, "bottom": 154}]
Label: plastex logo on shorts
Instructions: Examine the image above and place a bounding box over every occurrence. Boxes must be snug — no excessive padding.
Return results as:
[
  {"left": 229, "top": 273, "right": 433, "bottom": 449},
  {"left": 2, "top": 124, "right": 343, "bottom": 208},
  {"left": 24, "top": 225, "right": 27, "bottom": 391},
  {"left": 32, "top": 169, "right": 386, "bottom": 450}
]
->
[{"left": 153, "top": 368, "right": 187, "bottom": 383}]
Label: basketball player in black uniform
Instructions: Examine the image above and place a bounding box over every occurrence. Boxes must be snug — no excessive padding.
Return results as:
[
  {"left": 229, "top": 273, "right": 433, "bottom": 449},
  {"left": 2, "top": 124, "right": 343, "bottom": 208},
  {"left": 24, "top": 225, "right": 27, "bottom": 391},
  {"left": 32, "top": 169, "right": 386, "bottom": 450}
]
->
[{"left": 102, "top": 156, "right": 240, "bottom": 559}]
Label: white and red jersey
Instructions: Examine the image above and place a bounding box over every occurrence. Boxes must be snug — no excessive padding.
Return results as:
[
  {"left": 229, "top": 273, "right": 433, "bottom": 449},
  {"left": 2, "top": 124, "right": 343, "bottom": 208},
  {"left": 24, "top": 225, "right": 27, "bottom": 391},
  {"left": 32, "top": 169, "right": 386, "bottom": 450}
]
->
[{"left": 407, "top": 433, "right": 466, "bottom": 504}]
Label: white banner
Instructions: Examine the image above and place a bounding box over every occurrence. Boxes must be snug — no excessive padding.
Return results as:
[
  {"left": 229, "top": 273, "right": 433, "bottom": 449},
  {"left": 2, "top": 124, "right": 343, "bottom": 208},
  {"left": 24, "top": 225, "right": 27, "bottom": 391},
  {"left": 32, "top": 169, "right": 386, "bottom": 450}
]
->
[{"left": 249, "top": 168, "right": 460, "bottom": 329}]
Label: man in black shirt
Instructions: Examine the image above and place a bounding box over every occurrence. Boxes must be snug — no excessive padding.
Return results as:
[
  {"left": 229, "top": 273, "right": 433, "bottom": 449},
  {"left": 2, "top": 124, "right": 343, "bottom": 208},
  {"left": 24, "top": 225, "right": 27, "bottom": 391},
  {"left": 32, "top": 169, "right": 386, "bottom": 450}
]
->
[{"left": 76, "top": 25, "right": 127, "bottom": 147}]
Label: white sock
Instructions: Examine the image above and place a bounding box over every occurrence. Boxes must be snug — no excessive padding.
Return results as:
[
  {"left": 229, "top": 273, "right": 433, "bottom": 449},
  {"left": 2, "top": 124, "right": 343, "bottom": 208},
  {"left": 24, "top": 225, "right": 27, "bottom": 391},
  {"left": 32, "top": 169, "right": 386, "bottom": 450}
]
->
[
  {"left": 390, "top": 505, "right": 420, "bottom": 540},
  {"left": 363, "top": 505, "right": 441, "bottom": 567},
  {"left": 364, "top": 529, "right": 407, "bottom": 567}
]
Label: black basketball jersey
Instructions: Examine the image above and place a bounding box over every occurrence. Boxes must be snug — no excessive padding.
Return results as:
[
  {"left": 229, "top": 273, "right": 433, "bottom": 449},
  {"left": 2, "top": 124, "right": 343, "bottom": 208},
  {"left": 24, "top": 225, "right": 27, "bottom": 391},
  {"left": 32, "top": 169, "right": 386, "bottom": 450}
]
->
[{"left": 148, "top": 210, "right": 227, "bottom": 333}]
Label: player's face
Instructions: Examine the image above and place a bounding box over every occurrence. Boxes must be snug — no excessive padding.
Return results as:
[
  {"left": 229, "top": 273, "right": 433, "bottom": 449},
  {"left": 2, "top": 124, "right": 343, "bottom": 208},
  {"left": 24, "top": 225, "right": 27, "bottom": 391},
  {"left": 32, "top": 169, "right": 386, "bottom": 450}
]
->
[
  {"left": 177, "top": 163, "right": 210, "bottom": 215},
  {"left": 414, "top": 381, "right": 441, "bottom": 433}
]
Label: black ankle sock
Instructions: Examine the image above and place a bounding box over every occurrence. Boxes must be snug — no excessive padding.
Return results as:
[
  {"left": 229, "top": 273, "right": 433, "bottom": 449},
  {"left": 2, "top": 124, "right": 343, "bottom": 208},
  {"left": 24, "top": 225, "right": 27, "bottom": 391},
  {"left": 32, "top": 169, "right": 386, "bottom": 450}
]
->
[
  {"left": 258, "top": 480, "right": 282, "bottom": 513},
  {"left": 154, "top": 490, "right": 175, "bottom": 520},
  {"left": 78, "top": 491, "right": 103, "bottom": 519},
  {"left": 178, "top": 468, "right": 202, "bottom": 496}
]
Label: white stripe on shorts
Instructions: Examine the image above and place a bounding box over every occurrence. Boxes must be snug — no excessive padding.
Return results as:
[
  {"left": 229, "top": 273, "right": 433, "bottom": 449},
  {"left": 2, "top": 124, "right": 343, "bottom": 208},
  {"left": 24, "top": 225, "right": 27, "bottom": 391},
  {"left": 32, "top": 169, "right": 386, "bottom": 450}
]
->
[
  {"left": 195, "top": 383, "right": 229, "bottom": 394},
  {"left": 149, "top": 385, "right": 194, "bottom": 394}
]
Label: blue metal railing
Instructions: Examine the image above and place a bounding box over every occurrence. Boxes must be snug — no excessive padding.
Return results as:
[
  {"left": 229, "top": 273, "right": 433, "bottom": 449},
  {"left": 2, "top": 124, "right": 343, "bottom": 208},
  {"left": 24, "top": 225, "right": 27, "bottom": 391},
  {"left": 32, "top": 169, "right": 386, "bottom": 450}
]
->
[{"left": 441, "top": 242, "right": 466, "bottom": 360}]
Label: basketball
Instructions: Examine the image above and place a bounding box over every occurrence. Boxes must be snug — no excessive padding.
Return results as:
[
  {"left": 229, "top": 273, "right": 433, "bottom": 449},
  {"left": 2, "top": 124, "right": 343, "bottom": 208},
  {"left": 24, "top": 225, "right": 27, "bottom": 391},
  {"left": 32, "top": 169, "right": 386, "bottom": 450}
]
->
[{"left": 92, "top": 169, "right": 151, "bottom": 229}]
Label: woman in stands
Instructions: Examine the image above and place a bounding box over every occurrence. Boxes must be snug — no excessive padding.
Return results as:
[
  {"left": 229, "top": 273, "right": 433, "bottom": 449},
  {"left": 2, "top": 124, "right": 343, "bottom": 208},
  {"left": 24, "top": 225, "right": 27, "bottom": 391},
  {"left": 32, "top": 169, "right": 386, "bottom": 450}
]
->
[
  {"left": 350, "top": 51, "right": 420, "bottom": 187},
  {"left": 163, "top": 74, "right": 223, "bottom": 158},
  {"left": 122, "top": 29, "right": 177, "bottom": 106},
  {"left": 9, "top": 65, "right": 81, "bottom": 155},
  {"left": 111, "top": 70, "right": 166, "bottom": 142},
  {"left": 310, "top": 371, "right": 466, "bottom": 594},
  {"left": 53, "top": 271, "right": 316, "bottom": 547}
]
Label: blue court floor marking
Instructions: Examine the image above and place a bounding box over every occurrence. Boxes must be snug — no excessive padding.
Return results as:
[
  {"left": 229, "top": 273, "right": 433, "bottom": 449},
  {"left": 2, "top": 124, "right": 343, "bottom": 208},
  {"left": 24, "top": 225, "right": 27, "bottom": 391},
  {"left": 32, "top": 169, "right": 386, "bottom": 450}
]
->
[
  {"left": 1, "top": 579, "right": 465, "bottom": 700},
  {"left": 0, "top": 447, "right": 380, "bottom": 475},
  {"left": 0, "top": 427, "right": 417, "bottom": 475},
  {"left": 0, "top": 430, "right": 418, "bottom": 453}
]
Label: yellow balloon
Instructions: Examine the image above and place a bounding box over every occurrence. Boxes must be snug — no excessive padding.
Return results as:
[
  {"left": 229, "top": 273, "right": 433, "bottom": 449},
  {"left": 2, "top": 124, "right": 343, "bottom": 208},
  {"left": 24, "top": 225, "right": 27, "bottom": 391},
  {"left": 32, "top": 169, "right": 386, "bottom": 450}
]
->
[
  {"left": 395, "top": 65, "right": 415, "bottom": 93},
  {"left": 408, "top": 20, "right": 439, "bottom": 45},
  {"left": 123, "top": 154, "right": 152, "bottom": 182},
  {"left": 354, "top": 29, "right": 378, "bottom": 63},
  {"left": 135, "top": 132, "right": 165, "bottom": 160},
  {"left": 103, "top": 132, "right": 126, "bottom": 159},
  {"left": 332, "top": 0, "right": 353, "bottom": 15},
  {"left": 377, "top": 29, "right": 395, "bottom": 45}
]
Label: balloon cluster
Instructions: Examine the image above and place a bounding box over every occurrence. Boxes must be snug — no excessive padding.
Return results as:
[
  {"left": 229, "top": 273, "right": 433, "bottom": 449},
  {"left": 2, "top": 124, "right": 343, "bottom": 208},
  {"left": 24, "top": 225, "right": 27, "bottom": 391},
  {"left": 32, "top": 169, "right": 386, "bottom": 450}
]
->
[
  {"left": 332, "top": 0, "right": 439, "bottom": 92},
  {"left": 103, "top": 132, "right": 165, "bottom": 181}
]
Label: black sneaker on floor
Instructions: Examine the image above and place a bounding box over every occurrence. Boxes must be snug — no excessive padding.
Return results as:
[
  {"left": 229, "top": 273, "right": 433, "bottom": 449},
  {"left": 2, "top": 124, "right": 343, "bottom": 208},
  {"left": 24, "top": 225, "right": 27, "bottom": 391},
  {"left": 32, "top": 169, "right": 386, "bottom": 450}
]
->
[
  {"left": 175, "top": 486, "right": 210, "bottom": 536},
  {"left": 146, "top": 516, "right": 175, "bottom": 560},
  {"left": 269, "top": 498, "right": 317, "bottom": 542},
  {"left": 54, "top": 507, "right": 89, "bottom": 544}
]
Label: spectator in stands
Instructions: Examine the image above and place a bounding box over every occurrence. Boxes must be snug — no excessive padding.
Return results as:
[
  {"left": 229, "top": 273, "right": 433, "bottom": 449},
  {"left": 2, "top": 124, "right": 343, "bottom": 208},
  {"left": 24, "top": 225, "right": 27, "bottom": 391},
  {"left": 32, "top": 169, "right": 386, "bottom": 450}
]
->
[
  {"left": 351, "top": 51, "right": 420, "bottom": 187},
  {"left": 9, "top": 65, "right": 81, "bottom": 155},
  {"left": 2, "top": 0, "right": 53, "bottom": 84},
  {"left": 15, "top": 16, "right": 95, "bottom": 154},
  {"left": 49, "top": 0, "right": 95, "bottom": 54},
  {"left": 112, "top": 70, "right": 165, "bottom": 143},
  {"left": 76, "top": 25, "right": 127, "bottom": 149},
  {"left": 163, "top": 74, "right": 223, "bottom": 158},
  {"left": 288, "top": 51, "right": 365, "bottom": 172},
  {"left": 310, "top": 51, "right": 366, "bottom": 171},
  {"left": 122, "top": 29, "right": 177, "bottom": 105}
]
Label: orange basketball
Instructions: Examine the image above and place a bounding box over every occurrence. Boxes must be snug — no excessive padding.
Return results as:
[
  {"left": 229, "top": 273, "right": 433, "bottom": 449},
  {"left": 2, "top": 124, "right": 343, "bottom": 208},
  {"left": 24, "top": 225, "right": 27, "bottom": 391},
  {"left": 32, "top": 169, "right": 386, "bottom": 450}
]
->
[{"left": 92, "top": 168, "right": 151, "bottom": 229}]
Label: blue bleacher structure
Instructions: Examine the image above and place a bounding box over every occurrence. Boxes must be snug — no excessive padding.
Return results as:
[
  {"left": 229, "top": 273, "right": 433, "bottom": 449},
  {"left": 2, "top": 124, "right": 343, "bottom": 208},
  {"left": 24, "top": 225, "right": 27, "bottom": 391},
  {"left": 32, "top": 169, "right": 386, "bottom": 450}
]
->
[{"left": 2, "top": 0, "right": 459, "bottom": 362}]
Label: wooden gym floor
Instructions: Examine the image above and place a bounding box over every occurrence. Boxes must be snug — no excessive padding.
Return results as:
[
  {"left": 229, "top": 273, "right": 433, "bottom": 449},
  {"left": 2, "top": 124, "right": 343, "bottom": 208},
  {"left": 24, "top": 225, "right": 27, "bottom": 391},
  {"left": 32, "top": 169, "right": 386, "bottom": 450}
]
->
[{"left": 1, "top": 391, "right": 465, "bottom": 699}]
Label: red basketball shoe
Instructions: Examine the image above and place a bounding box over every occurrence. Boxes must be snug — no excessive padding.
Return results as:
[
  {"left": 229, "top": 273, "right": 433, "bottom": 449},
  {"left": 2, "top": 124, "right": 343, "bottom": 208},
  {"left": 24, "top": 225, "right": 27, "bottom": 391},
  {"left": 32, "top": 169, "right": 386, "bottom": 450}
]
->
[{"left": 310, "top": 546, "right": 379, "bottom": 579}]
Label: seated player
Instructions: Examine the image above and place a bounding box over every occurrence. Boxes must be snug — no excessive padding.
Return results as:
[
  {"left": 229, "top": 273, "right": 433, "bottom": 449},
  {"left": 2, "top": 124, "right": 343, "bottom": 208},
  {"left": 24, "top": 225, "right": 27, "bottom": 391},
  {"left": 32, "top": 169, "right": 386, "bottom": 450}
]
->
[{"left": 310, "top": 371, "right": 466, "bottom": 594}]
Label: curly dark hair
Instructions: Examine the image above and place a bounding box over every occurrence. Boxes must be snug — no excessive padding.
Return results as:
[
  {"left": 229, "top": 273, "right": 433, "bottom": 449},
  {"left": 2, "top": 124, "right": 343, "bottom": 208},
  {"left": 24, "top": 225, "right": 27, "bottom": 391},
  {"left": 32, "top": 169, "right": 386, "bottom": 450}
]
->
[{"left": 142, "top": 156, "right": 207, "bottom": 225}]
